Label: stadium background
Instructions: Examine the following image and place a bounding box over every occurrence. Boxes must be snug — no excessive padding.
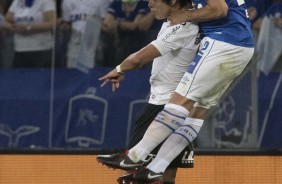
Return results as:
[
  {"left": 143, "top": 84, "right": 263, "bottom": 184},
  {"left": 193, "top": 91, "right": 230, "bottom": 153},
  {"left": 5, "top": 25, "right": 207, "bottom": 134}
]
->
[
  {"left": 0, "top": 65, "right": 282, "bottom": 183},
  {"left": 1, "top": 0, "right": 282, "bottom": 183}
]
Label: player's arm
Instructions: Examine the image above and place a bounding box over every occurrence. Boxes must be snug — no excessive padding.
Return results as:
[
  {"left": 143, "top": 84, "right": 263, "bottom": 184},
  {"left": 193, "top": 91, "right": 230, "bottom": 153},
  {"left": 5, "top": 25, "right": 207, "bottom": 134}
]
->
[
  {"left": 171, "top": 0, "right": 228, "bottom": 24},
  {"left": 119, "top": 44, "right": 161, "bottom": 71},
  {"left": 99, "top": 44, "right": 161, "bottom": 91}
]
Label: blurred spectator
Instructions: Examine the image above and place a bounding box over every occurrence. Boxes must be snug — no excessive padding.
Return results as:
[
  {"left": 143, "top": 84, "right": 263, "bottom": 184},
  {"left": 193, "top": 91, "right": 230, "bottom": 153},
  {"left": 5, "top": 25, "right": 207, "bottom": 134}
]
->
[
  {"left": 5, "top": 0, "right": 56, "bottom": 68},
  {"left": 245, "top": 0, "right": 258, "bottom": 21},
  {"left": 0, "top": 1, "right": 6, "bottom": 67},
  {"left": 256, "top": 2, "right": 282, "bottom": 74},
  {"left": 133, "top": 10, "right": 163, "bottom": 71},
  {"left": 0, "top": 0, "right": 14, "bottom": 68},
  {"left": 137, "top": 11, "right": 163, "bottom": 44},
  {"left": 0, "top": 0, "right": 13, "bottom": 13},
  {"left": 99, "top": 0, "right": 149, "bottom": 67},
  {"left": 59, "top": 0, "right": 110, "bottom": 71},
  {"left": 251, "top": 0, "right": 282, "bottom": 30}
]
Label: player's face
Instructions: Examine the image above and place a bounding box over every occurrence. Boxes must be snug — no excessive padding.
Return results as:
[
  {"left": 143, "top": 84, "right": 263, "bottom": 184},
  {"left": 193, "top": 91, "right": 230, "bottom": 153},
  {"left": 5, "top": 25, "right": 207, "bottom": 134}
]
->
[{"left": 148, "top": 0, "right": 172, "bottom": 20}]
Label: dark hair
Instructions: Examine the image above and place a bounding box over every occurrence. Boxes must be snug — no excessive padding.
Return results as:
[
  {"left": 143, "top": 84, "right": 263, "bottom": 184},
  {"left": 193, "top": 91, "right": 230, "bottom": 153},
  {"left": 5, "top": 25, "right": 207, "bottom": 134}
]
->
[{"left": 162, "top": 0, "right": 192, "bottom": 8}]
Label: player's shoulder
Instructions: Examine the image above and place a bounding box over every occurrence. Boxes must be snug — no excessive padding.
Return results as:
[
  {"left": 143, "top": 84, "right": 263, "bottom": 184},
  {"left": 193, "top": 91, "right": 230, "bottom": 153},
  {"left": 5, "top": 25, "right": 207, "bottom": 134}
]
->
[
  {"left": 171, "top": 21, "right": 199, "bottom": 34},
  {"left": 156, "top": 22, "right": 198, "bottom": 44},
  {"left": 159, "top": 21, "right": 198, "bottom": 35}
]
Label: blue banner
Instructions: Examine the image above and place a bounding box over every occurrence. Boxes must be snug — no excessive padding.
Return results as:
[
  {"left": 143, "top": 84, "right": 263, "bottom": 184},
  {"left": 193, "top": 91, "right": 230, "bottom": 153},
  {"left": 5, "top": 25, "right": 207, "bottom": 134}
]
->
[{"left": 0, "top": 68, "right": 281, "bottom": 150}]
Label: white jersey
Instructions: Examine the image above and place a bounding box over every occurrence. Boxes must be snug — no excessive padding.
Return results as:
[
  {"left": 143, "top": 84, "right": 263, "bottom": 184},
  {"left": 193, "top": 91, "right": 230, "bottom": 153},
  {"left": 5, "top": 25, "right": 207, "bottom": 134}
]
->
[
  {"left": 9, "top": 0, "right": 55, "bottom": 52},
  {"left": 62, "top": 0, "right": 110, "bottom": 33},
  {"left": 149, "top": 21, "right": 199, "bottom": 105}
]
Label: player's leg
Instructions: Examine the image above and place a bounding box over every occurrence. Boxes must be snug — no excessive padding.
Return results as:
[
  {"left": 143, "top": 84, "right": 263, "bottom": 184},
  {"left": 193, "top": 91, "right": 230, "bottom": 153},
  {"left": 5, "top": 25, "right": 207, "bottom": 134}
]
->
[
  {"left": 126, "top": 104, "right": 194, "bottom": 184},
  {"left": 96, "top": 102, "right": 190, "bottom": 172},
  {"left": 99, "top": 103, "right": 185, "bottom": 170},
  {"left": 97, "top": 104, "right": 164, "bottom": 170},
  {"left": 127, "top": 103, "right": 194, "bottom": 165},
  {"left": 107, "top": 93, "right": 194, "bottom": 172},
  {"left": 127, "top": 103, "right": 189, "bottom": 162},
  {"left": 146, "top": 107, "right": 205, "bottom": 173},
  {"left": 127, "top": 104, "right": 165, "bottom": 150}
]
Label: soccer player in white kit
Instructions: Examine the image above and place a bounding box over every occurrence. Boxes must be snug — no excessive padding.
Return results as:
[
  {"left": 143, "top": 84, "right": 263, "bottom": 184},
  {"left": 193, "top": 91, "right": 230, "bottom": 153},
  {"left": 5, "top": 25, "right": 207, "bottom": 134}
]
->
[
  {"left": 97, "top": 0, "right": 199, "bottom": 183},
  {"left": 60, "top": 0, "right": 110, "bottom": 68},
  {"left": 97, "top": 0, "right": 255, "bottom": 183}
]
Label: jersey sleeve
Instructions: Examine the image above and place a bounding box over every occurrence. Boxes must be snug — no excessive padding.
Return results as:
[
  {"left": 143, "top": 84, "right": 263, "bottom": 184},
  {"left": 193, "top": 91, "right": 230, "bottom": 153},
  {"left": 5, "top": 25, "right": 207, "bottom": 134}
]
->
[{"left": 151, "top": 22, "right": 199, "bottom": 55}]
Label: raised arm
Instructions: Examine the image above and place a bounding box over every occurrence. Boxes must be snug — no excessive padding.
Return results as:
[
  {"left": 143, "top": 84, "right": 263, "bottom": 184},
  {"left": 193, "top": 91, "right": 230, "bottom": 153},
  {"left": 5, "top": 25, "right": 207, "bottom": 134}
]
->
[
  {"left": 170, "top": 0, "right": 228, "bottom": 24},
  {"left": 99, "top": 44, "right": 161, "bottom": 91}
]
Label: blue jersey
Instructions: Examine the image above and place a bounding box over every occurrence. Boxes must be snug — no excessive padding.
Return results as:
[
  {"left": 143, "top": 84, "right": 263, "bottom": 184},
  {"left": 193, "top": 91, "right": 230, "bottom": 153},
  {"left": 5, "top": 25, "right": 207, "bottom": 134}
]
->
[{"left": 193, "top": 0, "right": 254, "bottom": 47}]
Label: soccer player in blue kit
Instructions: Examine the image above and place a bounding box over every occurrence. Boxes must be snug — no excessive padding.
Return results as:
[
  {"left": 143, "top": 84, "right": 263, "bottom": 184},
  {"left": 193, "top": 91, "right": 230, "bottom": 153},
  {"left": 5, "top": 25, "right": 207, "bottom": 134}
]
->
[{"left": 98, "top": 0, "right": 255, "bottom": 183}]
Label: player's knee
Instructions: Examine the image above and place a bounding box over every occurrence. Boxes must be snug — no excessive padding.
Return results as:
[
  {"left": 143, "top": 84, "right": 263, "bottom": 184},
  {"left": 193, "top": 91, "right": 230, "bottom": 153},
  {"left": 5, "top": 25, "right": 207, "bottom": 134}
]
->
[{"left": 154, "top": 103, "right": 188, "bottom": 130}]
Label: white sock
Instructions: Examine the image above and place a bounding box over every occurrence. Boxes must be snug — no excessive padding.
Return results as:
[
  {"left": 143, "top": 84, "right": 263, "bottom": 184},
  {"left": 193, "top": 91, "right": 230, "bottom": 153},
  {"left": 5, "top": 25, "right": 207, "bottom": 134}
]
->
[
  {"left": 128, "top": 104, "right": 189, "bottom": 162},
  {"left": 147, "top": 118, "right": 203, "bottom": 173}
]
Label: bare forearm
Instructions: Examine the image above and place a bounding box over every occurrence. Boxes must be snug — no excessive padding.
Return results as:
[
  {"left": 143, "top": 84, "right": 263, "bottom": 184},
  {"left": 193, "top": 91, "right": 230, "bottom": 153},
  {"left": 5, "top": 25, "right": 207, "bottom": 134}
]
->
[
  {"left": 119, "top": 44, "right": 161, "bottom": 72},
  {"left": 184, "top": 5, "right": 228, "bottom": 21},
  {"left": 172, "top": 0, "right": 228, "bottom": 23},
  {"left": 119, "top": 53, "right": 144, "bottom": 72}
]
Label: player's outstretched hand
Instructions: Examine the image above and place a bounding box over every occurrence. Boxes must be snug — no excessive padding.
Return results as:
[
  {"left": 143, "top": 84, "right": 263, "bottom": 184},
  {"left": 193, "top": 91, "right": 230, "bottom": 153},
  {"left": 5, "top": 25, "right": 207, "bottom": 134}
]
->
[{"left": 99, "top": 69, "right": 125, "bottom": 92}]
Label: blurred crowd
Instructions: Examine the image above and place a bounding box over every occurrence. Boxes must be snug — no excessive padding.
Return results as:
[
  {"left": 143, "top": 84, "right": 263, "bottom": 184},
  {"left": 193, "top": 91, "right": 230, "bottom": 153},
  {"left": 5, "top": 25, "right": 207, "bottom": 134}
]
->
[{"left": 0, "top": 0, "right": 281, "bottom": 70}]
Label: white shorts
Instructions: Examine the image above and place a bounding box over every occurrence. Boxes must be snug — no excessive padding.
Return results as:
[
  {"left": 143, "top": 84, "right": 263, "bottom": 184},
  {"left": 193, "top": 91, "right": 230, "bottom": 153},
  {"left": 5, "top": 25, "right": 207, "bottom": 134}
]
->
[{"left": 175, "top": 37, "right": 254, "bottom": 109}]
